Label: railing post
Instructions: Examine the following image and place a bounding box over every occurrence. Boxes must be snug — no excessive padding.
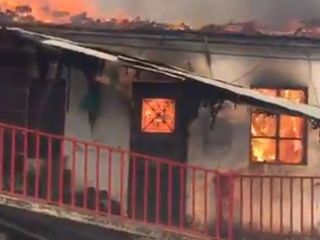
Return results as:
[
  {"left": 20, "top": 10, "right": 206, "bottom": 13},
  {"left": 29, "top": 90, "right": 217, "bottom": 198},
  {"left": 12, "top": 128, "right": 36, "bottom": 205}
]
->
[
  {"left": 35, "top": 133, "right": 40, "bottom": 199},
  {"left": 83, "top": 144, "right": 88, "bottom": 209},
  {"left": 119, "top": 151, "right": 125, "bottom": 217},
  {"left": 191, "top": 168, "right": 196, "bottom": 226},
  {"left": 23, "top": 131, "right": 28, "bottom": 197},
  {"left": 143, "top": 159, "right": 149, "bottom": 223},
  {"left": 259, "top": 177, "right": 264, "bottom": 232},
  {"left": 71, "top": 140, "right": 76, "bottom": 207},
  {"left": 0, "top": 127, "right": 3, "bottom": 192},
  {"left": 300, "top": 177, "right": 304, "bottom": 234},
  {"left": 270, "top": 176, "right": 273, "bottom": 232},
  {"left": 10, "top": 129, "right": 16, "bottom": 194},
  {"left": 59, "top": 139, "right": 65, "bottom": 206},
  {"left": 239, "top": 176, "right": 243, "bottom": 234},
  {"left": 155, "top": 161, "right": 161, "bottom": 224},
  {"left": 280, "top": 177, "right": 283, "bottom": 234},
  {"left": 95, "top": 146, "right": 100, "bottom": 212},
  {"left": 167, "top": 164, "right": 172, "bottom": 226},
  {"left": 107, "top": 149, "right": 113, "bottom": 215},
  {"left": 204, "top": 170, "right": 208, "bottom": 234},
  {"left": 215, "top": 172, "right": 221, "bottom": 238},
  {"left": 228, "top": 173, "right": 234, "bottom": 240},
  {"left": 311, "top": 177, "right": 314, "bottom": 235},
  {"left": 179, "top": 166, "right": 185, "bottom": 229},
  {"left": 249, "top": 176, "right": 253, "bottom": 230},
  {"left": 130, "top": 155, "right": 137, "bottom": 220},
  {"left": 290, "top": 177, "right": 293, "bottom": 234},
  {"left": 47, "top": 137, "right": 52, "bottom": 202}
]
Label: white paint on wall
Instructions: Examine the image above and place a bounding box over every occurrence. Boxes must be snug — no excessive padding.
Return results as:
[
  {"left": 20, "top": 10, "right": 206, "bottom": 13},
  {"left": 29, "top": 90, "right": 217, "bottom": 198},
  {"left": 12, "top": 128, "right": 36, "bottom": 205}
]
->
[
  {"left": 185, "top": 55, "right": 320, "bottom": 233},
  {"left": 64, "top": 68, "right": 130, "bottom": 203},
  {"left": 62, "top": 42, "right": 320, "bottom": 235}
]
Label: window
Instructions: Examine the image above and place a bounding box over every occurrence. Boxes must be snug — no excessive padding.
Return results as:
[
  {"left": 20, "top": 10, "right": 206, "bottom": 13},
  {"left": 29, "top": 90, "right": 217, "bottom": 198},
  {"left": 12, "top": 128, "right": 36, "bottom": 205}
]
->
[
  {"left": 250, "top": 88, "right": 307, "bottom": 164},
  {"left": 141, "top": 98, "right": 176, "bottom": 133}
]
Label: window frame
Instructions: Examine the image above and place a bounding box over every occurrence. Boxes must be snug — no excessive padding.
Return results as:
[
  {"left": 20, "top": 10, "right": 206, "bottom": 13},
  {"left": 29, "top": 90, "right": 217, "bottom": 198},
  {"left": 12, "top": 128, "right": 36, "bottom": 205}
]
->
[
  {"left": 141, "top": 98, "right": 176, "bottom": 134},
  {"left": 249, "top": 86, "right": 308, "bottom": 165}
]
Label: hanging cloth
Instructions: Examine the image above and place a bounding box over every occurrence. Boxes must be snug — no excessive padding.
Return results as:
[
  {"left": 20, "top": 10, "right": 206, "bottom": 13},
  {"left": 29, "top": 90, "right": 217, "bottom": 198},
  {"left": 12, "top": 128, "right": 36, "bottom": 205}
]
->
[{"left": 80, "top": 82, "right": 102, "bottom": 134}]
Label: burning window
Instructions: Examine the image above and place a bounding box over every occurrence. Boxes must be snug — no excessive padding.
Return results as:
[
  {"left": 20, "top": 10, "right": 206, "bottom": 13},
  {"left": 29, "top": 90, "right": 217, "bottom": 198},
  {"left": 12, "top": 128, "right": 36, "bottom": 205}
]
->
[
  {"left": 250, "top": 88, "right": 307, "bottom": 164},
  {"left": 141, "top": 98, "right": 176, "bottom": 133}
]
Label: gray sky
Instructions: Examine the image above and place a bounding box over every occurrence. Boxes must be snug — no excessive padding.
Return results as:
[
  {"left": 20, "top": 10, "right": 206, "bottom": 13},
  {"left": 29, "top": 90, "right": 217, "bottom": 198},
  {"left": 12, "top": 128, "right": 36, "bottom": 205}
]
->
[{"left": 97, "top": 0, "right": 320, "bottom": 27}]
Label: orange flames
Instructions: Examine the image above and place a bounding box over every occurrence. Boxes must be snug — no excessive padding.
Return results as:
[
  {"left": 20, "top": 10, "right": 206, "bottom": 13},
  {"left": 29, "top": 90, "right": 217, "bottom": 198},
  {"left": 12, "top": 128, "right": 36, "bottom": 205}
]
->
[
  {"left": 1, "top": 1, "right": 320, "bottom": 37},
  {"left": 0, "top": 0, "right": 99, "bottom": 23},
  {"left": 141, "top": 98, "right": 176, "bottom": 133},
  {"left": 0, "top": 0, "right": 191, "bottom": 30},
  {"left": 251, "top": 89, "right": 306, "bottom": 164}
]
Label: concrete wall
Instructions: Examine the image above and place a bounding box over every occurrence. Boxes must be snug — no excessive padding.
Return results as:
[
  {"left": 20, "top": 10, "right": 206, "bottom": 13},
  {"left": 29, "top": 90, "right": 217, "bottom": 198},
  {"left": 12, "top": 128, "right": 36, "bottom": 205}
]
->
[
  {"left": 63, "top": 42, "right": 320, "bottom": 234},
  {"left": 111, "top": 44, "right": 320, "bottom": 234},
  {"left": 64, "top": 67, "right": 130, "bottom": 205},
  {"left": 185, "top": 57, "right": 320, "bottom": 234}
]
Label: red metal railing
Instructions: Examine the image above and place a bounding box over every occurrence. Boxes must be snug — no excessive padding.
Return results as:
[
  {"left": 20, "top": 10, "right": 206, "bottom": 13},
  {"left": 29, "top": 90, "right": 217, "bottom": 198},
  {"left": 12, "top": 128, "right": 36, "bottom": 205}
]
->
[
  {"left": 2, "top": 122, "right": 318, "bottom": 239},
  {"left": 0, "top": 122, "right": 234, "bottom": 240},
  {"left": 235, "top": 174, "right": 320, "bottom": 238}
]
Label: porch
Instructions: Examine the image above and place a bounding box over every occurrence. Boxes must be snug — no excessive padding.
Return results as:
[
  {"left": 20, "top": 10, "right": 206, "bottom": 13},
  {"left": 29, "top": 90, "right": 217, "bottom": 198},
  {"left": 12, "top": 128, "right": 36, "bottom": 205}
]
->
[{"left": 0, "top": 122, "right": 318, "bottom": 240}]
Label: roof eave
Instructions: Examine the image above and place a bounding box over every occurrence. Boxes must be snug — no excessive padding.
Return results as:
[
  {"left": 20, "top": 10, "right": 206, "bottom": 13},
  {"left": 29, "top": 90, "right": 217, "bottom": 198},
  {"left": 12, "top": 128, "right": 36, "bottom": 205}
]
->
[{"left": 7, "top": 26, "right": 320, "bottom": 121}]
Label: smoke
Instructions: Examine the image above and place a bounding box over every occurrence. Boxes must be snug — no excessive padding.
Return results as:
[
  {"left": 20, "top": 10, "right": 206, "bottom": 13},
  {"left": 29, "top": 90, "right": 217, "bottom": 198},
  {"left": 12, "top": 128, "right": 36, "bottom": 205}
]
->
[
  {"left": 100, "top": 0, "right": 320, "bottom": 28},
  {"left": 2, "top": 0, "right": 320, "bottom": 28}
]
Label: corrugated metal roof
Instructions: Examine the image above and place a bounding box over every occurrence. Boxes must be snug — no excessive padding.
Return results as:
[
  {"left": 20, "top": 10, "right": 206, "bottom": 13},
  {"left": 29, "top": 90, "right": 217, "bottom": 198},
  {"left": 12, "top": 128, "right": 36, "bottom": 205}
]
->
[{"left": 7, "top": 27, "right": 320, "bottom": 121}]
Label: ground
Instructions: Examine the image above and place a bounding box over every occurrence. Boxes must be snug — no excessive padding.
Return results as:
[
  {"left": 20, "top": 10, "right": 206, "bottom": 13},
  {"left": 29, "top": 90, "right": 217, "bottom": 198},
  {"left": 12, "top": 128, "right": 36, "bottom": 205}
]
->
[{"left": 0, "top": 194, "right": 208, "bottom": 240}]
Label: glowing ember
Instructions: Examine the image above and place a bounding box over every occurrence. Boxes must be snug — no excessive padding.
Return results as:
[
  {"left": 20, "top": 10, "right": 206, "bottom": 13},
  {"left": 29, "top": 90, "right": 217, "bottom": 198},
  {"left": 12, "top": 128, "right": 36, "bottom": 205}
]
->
[{"left": 251, "top": 89, "right": 306, "bottom": 164}]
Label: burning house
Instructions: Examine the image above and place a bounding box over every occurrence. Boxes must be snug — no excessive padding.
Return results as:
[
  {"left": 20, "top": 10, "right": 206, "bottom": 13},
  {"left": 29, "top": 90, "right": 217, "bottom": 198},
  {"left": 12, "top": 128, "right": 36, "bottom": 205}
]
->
[{"left": 2, "top": 3, "right": 320, "bottom": 240}]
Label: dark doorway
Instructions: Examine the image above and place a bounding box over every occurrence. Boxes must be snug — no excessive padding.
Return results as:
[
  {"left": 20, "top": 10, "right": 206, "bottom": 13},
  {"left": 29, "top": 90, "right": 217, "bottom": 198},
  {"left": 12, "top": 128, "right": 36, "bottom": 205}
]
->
[{"left": 128, "top": 82, "right": 188, "bottom": 226}]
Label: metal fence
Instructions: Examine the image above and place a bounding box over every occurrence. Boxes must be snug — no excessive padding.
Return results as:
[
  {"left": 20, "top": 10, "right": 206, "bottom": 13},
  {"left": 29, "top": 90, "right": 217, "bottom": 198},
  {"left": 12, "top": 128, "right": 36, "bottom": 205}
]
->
[
  {"left": 235, "top": 175, "right": 320, "bottom": 237},
  {"left": 0, "top": 122, "right": 234, "bottom": 240},
  {"left": 1, "top": 122, "right": 318, "bottom": 239}
]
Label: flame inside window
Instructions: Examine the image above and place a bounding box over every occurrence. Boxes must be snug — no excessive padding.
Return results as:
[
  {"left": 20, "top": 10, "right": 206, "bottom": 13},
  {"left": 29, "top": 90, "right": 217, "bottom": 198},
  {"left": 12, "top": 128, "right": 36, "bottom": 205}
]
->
[
  {"left": 141, "top": 98, "right": 176, "bottom": 133},
  {"left": 251, "top": 88, "right": 306, "bottom": 164}
]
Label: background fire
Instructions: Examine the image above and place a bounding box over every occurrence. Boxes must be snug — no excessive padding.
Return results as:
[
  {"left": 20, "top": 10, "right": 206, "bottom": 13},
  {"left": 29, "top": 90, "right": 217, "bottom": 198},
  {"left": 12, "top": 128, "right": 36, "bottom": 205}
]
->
[
  {"left": 0, "top": 0, "right": 191, "bottom": 30},
  {"left": 2, "top": 0, "right": 320, "bottom": 37},
  {"left": 0, "top": 0, "right": 98, "bottom": 23}
]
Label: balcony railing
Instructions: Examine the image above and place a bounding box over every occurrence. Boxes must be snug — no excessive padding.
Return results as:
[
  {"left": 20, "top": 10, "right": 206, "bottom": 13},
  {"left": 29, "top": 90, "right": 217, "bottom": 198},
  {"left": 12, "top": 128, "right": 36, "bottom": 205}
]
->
[
  {"left": 0, "top": 122, "right": 234, "bottom": 240},
  {"left": 0, "top": 121, "right": 318, "bottom": 239},
  {"left": 235, "top": 174, "right": 320, "bottom": 237}
]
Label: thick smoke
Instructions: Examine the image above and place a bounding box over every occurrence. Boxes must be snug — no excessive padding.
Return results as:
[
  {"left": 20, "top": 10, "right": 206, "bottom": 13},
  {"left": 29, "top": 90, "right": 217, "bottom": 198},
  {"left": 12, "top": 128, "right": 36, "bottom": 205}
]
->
[
  {"left": 2, "top": 0, "right": 320, "bottom": 28},
  {"left": 102, "top": 0, "right": 320, "bottom": 28}
]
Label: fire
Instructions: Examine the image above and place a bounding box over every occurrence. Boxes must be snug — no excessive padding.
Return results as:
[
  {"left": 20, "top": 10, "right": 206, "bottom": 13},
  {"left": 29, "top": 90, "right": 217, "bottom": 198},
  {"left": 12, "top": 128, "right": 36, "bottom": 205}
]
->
[
  {"left": 0, "top": 1, "right": 192, "bottom": 30},
  {"left": 141, "top": 98, "right": 176, "bottom": 133},
  {"left": 1, "top": 0, "right": 320, "bottom": 38},
  {"left": 251, "top": 89, "right": 306, "bottom": 164},
  {"left": 1, "top": 1, "right": 320, "bottom": 37},
  {"left": 0, "top": 0, "right": 99, "bottom": 23}
]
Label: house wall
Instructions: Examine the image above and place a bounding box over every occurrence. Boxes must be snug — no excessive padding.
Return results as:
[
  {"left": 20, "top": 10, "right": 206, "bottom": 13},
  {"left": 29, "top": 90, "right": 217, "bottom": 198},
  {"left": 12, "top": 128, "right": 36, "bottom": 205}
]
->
[
  {"left": 106, "top": 44, "right": 320, "bottom": 234},
  {"left": 185, "top": 56, "right": 320, "bottom": 234},
  {"left": 63, "top": 41, "right": 320, "bottom": 234},
  {"left": 64, "top": 67, "right": 131, "bottom": 205}
]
